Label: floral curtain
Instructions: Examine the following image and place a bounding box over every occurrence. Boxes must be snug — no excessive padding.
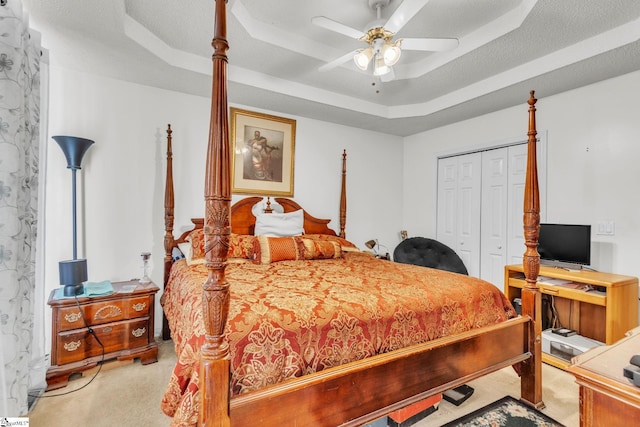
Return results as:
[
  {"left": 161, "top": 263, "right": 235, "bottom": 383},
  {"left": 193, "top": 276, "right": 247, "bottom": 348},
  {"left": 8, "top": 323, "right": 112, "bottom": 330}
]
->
[{"left": 0, "top": 0, "right": 45, "bottom": 416}]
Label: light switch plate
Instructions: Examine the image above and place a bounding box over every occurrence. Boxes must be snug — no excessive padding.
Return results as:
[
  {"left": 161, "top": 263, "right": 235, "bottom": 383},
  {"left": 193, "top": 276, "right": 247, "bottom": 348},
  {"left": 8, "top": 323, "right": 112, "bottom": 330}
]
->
[{"left": 596, "top": 221, "right": 615, "bottom": 236}]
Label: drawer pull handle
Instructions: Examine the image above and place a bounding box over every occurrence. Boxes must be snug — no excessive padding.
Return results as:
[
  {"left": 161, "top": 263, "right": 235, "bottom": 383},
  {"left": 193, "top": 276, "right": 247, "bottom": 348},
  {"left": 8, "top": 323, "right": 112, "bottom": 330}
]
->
[
  {"left": 94, "top": 305, "right": 122, "bottom": 320},
  {"left": 65, "top": 312, "right": 82, "bottom": 323},
  {"left": 103, "top": 327, "right": 112, "bottom": 333},
  {"left": 132, "top": 327, "right": 146, "bottom": 338},
  {"left": 132, "top": 302, "right": 147, "bottom": 312},
  {"left": 64, "top": 341, "right": 82, "bottom": 352}
]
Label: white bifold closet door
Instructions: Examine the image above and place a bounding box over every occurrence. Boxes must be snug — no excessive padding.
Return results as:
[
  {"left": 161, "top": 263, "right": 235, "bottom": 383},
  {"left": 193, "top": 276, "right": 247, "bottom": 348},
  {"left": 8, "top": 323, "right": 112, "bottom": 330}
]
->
[
  {"left": 437, "top": 153, "right": 482, "bottom": 277},
  {"left": 437, "top": 142, "right": 545, "bottom": 288}
]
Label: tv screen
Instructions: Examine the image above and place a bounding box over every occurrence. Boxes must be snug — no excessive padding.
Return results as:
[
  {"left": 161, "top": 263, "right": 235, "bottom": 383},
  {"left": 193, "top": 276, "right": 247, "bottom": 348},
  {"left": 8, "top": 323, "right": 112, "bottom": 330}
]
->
[{"left": 538, "top": 223, "right": 591, "bottom": 266}]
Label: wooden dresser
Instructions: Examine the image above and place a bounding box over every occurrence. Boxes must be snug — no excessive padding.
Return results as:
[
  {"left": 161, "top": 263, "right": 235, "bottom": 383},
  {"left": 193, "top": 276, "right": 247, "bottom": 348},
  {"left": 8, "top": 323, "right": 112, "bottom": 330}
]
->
[
  {"left": 567, "top": 328, "right": 640, "bottom": 426},
  {"left": 46, "top": 280, "right": 159, "bottom": 390}
]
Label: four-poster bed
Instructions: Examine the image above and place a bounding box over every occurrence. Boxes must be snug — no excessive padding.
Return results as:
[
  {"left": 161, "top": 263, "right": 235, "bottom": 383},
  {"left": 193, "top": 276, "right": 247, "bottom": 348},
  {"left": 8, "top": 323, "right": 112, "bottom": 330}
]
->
[{"left": 161, "top": 1, "right": 543, "bottom": 425}]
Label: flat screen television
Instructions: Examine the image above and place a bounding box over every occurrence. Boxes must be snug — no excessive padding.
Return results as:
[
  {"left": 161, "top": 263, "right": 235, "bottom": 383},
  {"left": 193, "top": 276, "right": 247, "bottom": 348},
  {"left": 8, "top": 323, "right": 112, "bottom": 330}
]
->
[{"left": 538, "top": 223, "right": 591, "bottom": 268}]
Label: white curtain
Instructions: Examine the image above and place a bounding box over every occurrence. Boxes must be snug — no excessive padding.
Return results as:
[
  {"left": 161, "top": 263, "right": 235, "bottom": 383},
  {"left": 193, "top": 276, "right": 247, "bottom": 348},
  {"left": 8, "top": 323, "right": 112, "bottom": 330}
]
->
[{"left": 0, "top": 0, "right": 46, "bottom": 416}]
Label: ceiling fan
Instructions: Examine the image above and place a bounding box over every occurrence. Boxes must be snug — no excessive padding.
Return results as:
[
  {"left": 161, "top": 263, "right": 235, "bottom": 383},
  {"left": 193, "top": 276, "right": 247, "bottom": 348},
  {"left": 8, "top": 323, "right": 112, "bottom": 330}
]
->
[{"left": 312, "top": 0, "right": 458, "bottom": 79}]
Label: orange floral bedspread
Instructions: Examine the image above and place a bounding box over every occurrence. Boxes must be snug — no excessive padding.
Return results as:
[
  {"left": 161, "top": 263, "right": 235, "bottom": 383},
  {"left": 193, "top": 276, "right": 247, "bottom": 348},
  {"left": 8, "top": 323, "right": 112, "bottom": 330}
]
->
[{"left": 160, "top": 251, "right": 516, "bottom": 426}]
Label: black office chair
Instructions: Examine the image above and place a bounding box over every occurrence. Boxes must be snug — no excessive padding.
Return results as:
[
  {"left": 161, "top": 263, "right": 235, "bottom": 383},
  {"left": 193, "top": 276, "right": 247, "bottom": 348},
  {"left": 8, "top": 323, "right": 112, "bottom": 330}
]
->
[{"left": 393, "top": 237, "right": 474, "bottom": 406}]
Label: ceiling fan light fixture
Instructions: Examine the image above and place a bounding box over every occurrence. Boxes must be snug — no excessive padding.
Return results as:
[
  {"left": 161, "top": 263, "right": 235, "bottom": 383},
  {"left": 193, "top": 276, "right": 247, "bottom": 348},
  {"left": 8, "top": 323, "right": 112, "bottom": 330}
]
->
[
  {"left": 382, "top": 40, "right": 402, "bottom": 66},
  {"left": 354, "top": 47, "right": 374, "bottom": 71},
  {"left": 373, "top": 55, "right": 391, "bottom": 76}
]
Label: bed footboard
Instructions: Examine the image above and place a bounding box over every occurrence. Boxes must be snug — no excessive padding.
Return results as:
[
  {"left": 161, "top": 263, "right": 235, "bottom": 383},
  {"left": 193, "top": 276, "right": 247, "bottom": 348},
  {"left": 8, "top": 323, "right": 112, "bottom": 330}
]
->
[{"left": 229, "top": 317, "right": 532, "bottom": 426}]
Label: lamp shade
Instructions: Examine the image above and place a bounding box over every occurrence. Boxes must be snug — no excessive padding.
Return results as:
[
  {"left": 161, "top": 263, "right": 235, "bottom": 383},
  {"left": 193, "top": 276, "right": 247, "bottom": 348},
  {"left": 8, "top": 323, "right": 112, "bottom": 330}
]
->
[
  {"left": 382, "top": 40, "right": 402, "bottom": 66},
  {"left": 373, "top": 55, "right": 391, "bottom": 76},
  {"left": 365, "top": 239, "right": 377, "bottom": 250},
  {"left": 52, "top": 136, "right": 94, "bottom": 170},
  {"left": 59, "top": 259, "right": 87, "bottom": 297},
  {"left": 59, "top": 259, "right": 88, "bottom": 285},
  {"left": 354, "top": 47, "right": 374, "bottom": 71}
]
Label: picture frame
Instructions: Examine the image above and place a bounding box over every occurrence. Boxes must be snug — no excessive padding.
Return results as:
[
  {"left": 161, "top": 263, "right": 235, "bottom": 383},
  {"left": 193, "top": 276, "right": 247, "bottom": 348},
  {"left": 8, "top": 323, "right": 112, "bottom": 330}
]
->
[{"left": 230, "top": 107, "right": 296, "bottom": 196}]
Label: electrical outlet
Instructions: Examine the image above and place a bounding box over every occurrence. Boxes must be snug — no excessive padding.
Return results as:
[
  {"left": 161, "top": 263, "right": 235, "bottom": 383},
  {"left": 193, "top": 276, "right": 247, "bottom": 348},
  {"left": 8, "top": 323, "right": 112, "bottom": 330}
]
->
[{"left": 596, "top": 221, "right": 615, "bottom": 236}]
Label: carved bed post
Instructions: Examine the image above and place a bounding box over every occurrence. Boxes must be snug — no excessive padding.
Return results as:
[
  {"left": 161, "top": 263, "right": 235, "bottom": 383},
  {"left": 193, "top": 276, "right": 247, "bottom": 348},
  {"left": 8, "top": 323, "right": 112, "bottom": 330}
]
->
[
  {"left": 521, "top": 90, "right": 543, "bottom": 408},
  {"left": 163, "top": 124, "right": 174, "bottom": 341},
  {"left": 340, "top": 150, "right": 347, "bottom": 238},
  {"left": 200, "top": 0, "right": 231, "bottom": 426}
]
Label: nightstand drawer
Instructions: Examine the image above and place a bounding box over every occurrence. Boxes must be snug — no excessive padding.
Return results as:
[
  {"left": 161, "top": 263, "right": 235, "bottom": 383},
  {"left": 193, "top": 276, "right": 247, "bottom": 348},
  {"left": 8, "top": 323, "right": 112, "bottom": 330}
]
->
[
  {"left": 56, "top": 295, "right": 152, "bottom": 331},
  {"left": 55, "top": 317, "right": 150, "bottom": 365}
]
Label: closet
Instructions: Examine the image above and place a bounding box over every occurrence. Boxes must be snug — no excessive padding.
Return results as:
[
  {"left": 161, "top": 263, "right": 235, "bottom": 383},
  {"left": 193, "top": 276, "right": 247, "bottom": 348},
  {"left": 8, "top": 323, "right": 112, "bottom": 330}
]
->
[{"left": 436, "top": 140, "right": 546, "bottom": 287}]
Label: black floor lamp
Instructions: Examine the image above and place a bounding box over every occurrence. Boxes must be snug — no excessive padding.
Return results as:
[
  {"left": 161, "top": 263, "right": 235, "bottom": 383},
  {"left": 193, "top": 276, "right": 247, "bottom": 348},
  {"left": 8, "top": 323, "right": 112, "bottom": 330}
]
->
[{"left": 53, "top": 136, "right": 94, "bottom": 297}]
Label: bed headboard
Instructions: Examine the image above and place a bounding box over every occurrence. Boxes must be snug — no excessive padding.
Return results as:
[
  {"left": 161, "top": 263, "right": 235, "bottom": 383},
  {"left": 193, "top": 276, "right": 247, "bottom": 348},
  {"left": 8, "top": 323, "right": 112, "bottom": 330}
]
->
[
  {"left": 171, "top": 196, "right": 339, "bottom": 244},
  {"left": 229, "top": 197, "right": 338, "bottom": 236}
]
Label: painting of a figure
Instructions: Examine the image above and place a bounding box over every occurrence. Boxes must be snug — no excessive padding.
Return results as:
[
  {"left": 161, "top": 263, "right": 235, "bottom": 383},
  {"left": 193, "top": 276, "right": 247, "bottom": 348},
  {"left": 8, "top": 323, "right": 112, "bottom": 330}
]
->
[
  {"left": 231, "top": 108, "right": 296, "bottom": 196},
  {"left": 243, "top": 128, "right": 284, "bottom": 182}
]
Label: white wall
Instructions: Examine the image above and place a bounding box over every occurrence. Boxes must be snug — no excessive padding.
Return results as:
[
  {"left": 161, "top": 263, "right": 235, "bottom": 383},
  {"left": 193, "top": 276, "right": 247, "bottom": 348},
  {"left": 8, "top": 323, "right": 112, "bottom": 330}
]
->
[
  {"left": 403, "top": 70, "right": 640, "bottom": 283},
  {"left": 43, "top": 66, "right": 403, "bottom": 353}
]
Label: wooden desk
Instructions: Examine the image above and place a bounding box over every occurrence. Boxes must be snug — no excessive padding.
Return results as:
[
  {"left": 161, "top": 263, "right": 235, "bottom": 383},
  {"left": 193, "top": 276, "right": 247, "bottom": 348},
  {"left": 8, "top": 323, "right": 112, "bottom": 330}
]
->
[{"left": 568, "top": 328, "right": 640, "bottom": 426}]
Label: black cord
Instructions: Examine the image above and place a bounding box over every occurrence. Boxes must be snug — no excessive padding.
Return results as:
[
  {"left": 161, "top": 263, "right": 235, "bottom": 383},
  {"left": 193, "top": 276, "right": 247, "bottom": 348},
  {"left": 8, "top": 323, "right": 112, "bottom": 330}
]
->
[
  {"left": 29, "top": 295, "right": 105, "bottom": 398},
  {"left": 549, "top": 295, "right": 562, "bottom": 329}
]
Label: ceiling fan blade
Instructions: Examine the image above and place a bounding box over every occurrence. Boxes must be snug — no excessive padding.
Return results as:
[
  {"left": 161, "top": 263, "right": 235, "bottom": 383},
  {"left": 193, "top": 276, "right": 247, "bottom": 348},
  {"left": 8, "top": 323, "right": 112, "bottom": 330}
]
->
[
  {"left": 311, "top": 16, "right": 365, "bottom": 40},
  {"left": 319, "top": 49, "right": 360, "bottom": 72},
  {"left": 385, "top": 0, "right": 431, "bottom": 34},
  {"left": 401, "top": 37, "right": 459, "bottom": 51}
]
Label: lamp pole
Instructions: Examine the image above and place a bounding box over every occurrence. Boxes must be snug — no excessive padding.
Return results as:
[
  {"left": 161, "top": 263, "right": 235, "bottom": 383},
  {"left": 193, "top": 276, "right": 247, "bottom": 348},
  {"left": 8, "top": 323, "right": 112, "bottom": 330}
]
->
[
  {"left": 71, "top": 165, "right": 78, "bottom": 260},
  {"left": 53, "top": 136, "right": 94, "bottom": 296}
]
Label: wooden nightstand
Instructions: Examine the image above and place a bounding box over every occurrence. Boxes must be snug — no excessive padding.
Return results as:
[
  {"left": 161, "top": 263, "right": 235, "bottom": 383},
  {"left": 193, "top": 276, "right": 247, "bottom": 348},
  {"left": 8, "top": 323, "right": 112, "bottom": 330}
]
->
[{"left": 46, "top": 280, "right": 159, "bottom": 390}]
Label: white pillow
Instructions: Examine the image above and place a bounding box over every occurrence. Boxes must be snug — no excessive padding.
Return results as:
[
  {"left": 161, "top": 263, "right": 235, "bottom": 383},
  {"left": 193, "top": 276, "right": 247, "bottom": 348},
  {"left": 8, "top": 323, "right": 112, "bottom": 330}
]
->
[
  {"left": 254, "top": 209, "right": 304, "bottom": 237},
  {"left": 177, "top": 242, "right": 204, "bottom": 266}
]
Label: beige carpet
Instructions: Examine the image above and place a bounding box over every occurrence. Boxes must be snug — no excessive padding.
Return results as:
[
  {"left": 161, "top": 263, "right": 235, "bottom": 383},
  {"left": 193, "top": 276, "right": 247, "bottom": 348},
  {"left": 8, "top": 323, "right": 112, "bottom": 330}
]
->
[{"left": 28, "top": 339, "right": 578, "bottom": 426}]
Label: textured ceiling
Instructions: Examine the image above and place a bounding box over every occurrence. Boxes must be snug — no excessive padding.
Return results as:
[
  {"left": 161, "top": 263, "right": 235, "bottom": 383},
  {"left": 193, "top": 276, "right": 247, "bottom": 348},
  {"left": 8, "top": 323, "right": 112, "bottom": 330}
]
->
[{"left": 23, "top": 0, "right": 640, "bottom": 136}]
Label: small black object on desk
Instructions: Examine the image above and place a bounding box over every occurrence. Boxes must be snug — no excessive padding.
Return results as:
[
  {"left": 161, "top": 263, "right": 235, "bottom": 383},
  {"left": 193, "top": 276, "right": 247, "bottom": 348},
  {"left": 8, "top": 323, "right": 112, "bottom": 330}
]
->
[{"left": 623, "top": 354, "right": 640, "bottom": 387}]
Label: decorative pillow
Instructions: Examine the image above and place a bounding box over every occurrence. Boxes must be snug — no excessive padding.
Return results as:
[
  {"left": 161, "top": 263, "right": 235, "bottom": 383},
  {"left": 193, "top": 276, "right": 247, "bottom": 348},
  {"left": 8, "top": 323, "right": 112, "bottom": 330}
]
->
[
  {"left": 255, "top": 236, "right": 304, "bottom": 264},
  {"left": 184, "top": 230, "right": 258, "bottom": 264},
  {"left": 171, "top": 246, "right": 185, "bottom": 262},
  {"left": 303, "top": 234, "right": 360, "bottom": 252},
  {"left": 186, "top": 228, "right": 206, "bottom": 259},
  {"left": 228, "top": 234, "right": 258, "bottom": 261},
  {"left": 255, "top": 236, "right": 342, "bottom": 264},
  {"left": 254, "top": 209, "right": 304, "bottom": 237},
  {"left": 300, "top": 239, "right": 342, "bottom": 260}
]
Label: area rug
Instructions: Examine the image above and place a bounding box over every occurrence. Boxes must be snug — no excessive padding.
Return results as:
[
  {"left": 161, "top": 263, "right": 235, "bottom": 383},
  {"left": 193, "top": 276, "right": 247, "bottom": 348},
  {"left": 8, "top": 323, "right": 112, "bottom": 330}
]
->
[{"left": 441, "top": 396, "right": 564, "bottom": 427}]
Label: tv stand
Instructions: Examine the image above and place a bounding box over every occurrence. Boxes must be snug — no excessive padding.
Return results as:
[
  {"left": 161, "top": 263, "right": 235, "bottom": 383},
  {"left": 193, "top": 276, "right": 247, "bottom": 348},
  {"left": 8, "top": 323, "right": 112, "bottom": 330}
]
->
[{"left": 504, "top": 264, "right": 638, "bottom": 369}]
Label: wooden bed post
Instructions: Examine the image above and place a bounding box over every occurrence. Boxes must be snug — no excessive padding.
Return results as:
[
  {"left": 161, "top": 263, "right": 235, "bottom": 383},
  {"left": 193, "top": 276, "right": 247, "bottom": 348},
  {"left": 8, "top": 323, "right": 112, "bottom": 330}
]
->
[
  {"left": 520, "top": 90, "right": 543, "bottom": 408},
  {"left": 339, "top": 149, "right": 347, "bottom": 238},
  {"left": 201, "top": 0, "right": 231, "bottom": 426},
  {"left": 163, "top": 124, "right": 174, "bottom": 341}
]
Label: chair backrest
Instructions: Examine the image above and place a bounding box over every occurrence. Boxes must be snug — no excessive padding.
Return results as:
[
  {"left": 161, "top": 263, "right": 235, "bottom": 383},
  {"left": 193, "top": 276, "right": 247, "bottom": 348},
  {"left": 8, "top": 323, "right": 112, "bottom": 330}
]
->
[{"left": 393, "top": 237, "right": 468, "bottom": 275}]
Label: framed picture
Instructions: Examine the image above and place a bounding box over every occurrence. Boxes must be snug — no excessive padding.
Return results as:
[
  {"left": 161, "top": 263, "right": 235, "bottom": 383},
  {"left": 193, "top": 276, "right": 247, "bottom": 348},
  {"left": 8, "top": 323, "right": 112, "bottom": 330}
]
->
[{"left": 230, "top": 108, "right": 296, "bottom": 196}]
